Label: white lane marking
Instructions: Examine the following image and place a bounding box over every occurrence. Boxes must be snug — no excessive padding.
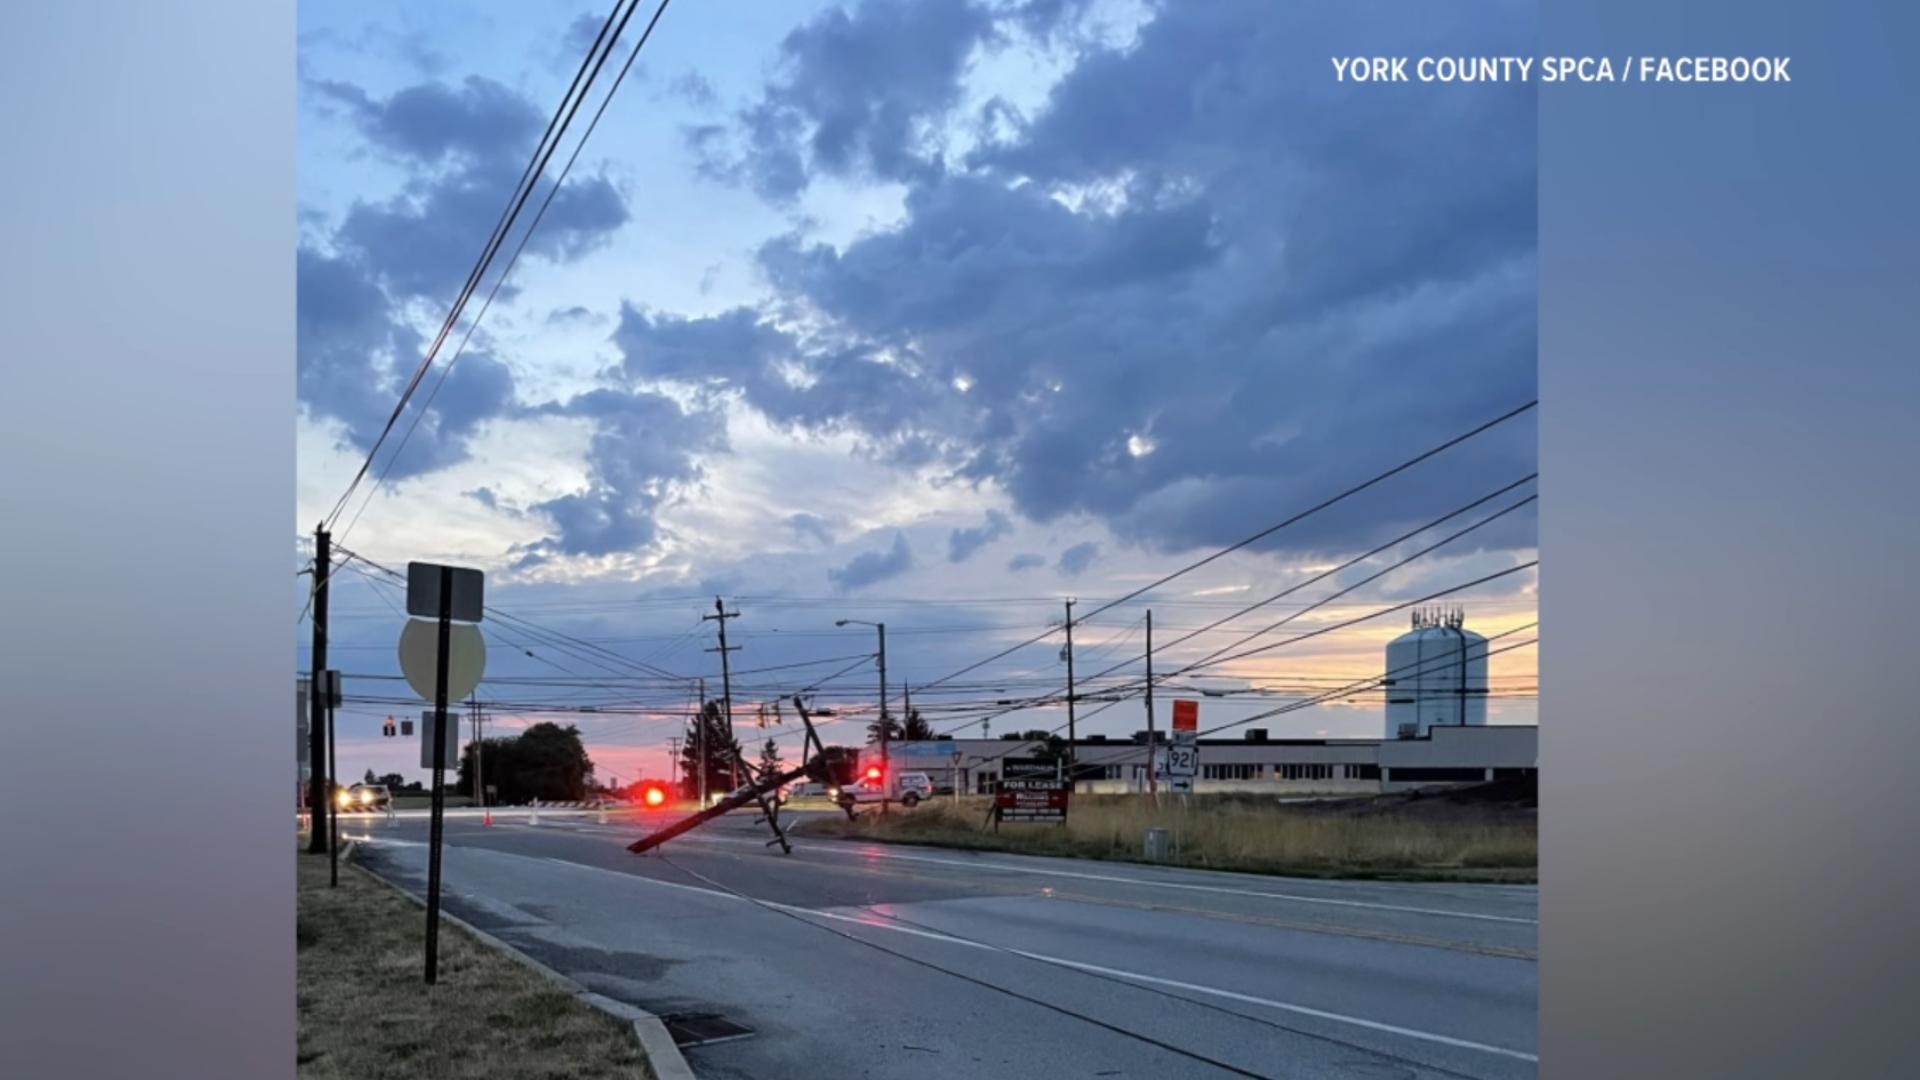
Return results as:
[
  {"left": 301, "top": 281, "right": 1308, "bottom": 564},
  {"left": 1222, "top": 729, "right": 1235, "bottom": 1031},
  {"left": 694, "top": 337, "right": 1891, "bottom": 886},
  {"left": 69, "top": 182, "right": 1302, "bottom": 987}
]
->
[
  {"left": 1016, "top": 953, "right": 1539, "bottom": 1064},
  {"left": 519, "top": 850, "right": 1536, "bottom": 1064},
  {"left": 660, "top": 832, "right": 1536, "bottom": 925}
]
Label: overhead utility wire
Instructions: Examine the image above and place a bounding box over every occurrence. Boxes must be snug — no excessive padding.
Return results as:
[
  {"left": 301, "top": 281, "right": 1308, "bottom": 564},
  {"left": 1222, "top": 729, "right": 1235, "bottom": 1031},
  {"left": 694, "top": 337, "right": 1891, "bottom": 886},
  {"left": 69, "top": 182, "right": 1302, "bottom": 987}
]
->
[
  {"left": 325, "top": 0, "right": 636, "bottom": 528},
  {"left": 335, "top": 0, "right": 679, "bottom": 543},
  {"left": 937, "top": 563, "right": 1536, "bottom": 755},
  {"left": 901, "top": 401, "right": 1537, "bottom": 704},
  {"left": 935, "top": 487, "right": 1538, "bottom": 737}
]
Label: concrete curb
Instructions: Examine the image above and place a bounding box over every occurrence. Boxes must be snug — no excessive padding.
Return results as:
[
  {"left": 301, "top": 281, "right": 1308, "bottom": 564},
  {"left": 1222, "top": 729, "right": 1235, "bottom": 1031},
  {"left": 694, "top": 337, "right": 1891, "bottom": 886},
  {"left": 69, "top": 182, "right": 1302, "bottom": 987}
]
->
[{"left": 343, "top": 842, "right": 697, "bottom": 1080}]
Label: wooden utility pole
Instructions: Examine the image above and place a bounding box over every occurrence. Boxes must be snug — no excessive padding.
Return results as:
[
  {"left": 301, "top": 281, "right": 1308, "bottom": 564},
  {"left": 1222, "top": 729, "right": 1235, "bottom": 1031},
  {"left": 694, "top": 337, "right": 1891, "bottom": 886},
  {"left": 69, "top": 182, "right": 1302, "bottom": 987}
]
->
[
  {"left": 1064, "top": 599, "right": 1077, "bottom": 783},
  {"left": 704, "top": 599, "right": 740, "bottom": 802},
  {"left": 1144, "top": 609, "right": 1158, "bottom": 800},
  {"left": 306, "top": 525, "right": 331, "bottom": 855}
]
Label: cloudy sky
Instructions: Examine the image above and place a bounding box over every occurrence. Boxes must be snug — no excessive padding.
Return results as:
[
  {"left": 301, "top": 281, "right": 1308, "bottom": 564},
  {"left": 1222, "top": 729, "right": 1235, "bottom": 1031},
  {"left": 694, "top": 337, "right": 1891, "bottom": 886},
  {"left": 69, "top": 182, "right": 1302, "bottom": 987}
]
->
[{"left": 297, "top": 0, "right": 1539, "bottom": 786}]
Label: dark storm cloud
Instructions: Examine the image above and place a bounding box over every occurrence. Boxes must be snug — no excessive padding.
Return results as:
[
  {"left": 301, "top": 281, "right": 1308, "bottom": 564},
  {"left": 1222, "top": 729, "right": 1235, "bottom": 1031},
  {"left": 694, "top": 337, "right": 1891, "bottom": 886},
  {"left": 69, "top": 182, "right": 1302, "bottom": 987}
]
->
[
  {"left": 516, "top": 389, "right": 726, "bottom": 558},
  {"left": 1006, "top": 553, "right": 1045, "bottom": 573},
  {"left": 563, "top": 12, "right": 607, "bottom": 57},
  {"left": 671, "top": 0, "right": 1538, "bottom": 562},
  {"left": 717, "top": 0, "right": 998, "bottom": 200},
  {"left": 948, "top": 510, "right": 1011, "bottom": 563},
  {"left": 297, "top": 245, "right": 517, "bottom": 478},
  {"left": 667, "top": 71, "right": 718, "bottom": 109},
  {"left": 787, "top": 513, "right": 837, "bottom": 546},
  {"left": 313, "top": 76, "right": 541, "bottom": 168},
  {"left": 1057, "top": 541, "right": 1099, "bottom": 577},
  {"left": 309, "top": 75, "right": 629, "bottom": 301},
  {"left": 610, "top": 304, "right": 950, "bottom": 449},
  {"left": 828, "top": 532, "right": 914, "bottom": 591},
  {"left": 301, "top": 74, "right": 633, "bottom": 480}
]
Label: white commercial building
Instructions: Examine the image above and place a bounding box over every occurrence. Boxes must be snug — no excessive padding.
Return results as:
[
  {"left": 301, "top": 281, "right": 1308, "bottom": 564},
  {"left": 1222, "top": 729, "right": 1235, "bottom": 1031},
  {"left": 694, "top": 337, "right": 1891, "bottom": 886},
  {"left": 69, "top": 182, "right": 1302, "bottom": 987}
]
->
[{"left": 873, "top": 723, "right": 1536, "bottom": 797}]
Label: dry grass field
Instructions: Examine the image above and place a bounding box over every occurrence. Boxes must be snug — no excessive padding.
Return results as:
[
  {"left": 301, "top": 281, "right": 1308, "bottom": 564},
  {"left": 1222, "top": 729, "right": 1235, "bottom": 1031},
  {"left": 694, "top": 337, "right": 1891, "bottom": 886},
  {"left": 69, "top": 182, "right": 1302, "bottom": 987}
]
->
[{"left": 794, "top": 782, "right": 1537, "bottom": 882}]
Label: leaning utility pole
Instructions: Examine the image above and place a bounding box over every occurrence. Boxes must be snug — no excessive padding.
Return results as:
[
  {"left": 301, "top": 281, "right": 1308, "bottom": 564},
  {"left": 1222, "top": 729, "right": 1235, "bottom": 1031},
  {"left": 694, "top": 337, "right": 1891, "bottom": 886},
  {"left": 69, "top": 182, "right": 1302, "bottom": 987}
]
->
[
  {"left": 306, "top": 525, "right": 331, "bottom": 855},
  {"left": 1063, "top": 598, "right": 1078, "bottom": 781},
  {"left": 1144, "top": 609, "right": 1158, "bottom": 799},
  {"left": 667, "top": 735, "right": 681, "bottom": 793}
]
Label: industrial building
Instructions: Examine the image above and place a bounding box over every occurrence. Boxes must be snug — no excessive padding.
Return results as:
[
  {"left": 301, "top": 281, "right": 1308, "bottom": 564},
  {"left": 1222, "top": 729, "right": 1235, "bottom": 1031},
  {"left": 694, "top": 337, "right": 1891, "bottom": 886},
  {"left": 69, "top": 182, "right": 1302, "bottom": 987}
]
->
[
  {"left": 873, "top": 608, "right": 1533, "bottom": 796},
  {"left": 878, "top": 723, "right": 1535, "bottom": 796}
]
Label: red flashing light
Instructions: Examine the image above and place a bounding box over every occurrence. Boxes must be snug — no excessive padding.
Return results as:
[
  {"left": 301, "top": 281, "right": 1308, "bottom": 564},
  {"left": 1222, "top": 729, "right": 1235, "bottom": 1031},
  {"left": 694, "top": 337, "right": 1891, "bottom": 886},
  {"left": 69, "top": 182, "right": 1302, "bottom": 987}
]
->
[
  {"left": 864, "top": 765, "right": 883, "bottom": 782},
  {"left": 642, "top": 785, "right": 666, "bottom": 807}
]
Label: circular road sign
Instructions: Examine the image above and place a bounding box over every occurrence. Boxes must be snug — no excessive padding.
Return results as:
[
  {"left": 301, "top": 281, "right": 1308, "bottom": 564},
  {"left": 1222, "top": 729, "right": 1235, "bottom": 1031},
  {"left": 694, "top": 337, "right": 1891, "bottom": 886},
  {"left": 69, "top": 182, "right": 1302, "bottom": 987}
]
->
[{"left": 398, "top": 618, "right": 487, "bottom": 702}]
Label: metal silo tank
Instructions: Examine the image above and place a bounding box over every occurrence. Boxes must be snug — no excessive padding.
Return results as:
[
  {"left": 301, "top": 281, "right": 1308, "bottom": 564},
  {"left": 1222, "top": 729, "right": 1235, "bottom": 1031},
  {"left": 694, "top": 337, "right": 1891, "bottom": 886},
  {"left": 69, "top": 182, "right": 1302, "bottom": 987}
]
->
[{"left": 1384, "top": 609, "right": 1489, "bottom": 738}]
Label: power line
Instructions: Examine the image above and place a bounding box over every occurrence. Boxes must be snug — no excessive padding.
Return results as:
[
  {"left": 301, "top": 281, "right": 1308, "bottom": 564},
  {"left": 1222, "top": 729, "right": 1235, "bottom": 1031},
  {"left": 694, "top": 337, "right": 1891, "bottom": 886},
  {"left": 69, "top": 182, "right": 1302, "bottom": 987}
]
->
[
  {"left": 901, "top": 401, "right": 1536, "bottom": 704},
  {"left": 934, "top": 489, "right": 1538, "bottom": 738},
  {"left": 332, "top": 0, "right": 679, "bottom": 543},
  {"left": 325, "top": 0, "right": 642, "bottom": 528}
]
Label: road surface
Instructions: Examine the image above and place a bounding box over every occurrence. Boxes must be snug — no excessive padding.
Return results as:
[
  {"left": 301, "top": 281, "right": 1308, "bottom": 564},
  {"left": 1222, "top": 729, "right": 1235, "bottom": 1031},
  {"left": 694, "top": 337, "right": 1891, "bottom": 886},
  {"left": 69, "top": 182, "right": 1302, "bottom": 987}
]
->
[{"left": 346, "top": 807, "right": 1536, "bottom": 1080}]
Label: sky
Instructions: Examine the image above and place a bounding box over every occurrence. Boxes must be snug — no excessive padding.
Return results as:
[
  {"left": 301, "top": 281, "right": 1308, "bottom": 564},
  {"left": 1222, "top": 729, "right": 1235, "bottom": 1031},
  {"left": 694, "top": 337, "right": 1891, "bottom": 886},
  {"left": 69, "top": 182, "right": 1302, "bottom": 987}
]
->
[{"left": 296, "top": 0, "right": 1539, "bottom": 788}]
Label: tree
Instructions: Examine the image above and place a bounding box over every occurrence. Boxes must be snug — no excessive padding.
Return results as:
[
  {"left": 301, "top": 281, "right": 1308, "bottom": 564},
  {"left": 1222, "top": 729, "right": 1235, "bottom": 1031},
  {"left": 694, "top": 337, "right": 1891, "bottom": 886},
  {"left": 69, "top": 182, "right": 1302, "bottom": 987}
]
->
[
  {"left": 676, "top": 700, "right": 741, "bottom": 800},
  {"left": 363, "top": 768, "right": 377, "bottom": 784},
  {"left": 758, "top": 737, "right": 784, "bottom": 778},
  {"left": 866, "top": 710, "right": 903, "bottom": 745},
  {"left": 456, "top": 722, "right": 594, "bottom": 804},
  {"left": 377, "top": 772, "right": 406, "bottom": 789},
  {"left": 901, "top": 707, "right": 935, "bottom": 742}
]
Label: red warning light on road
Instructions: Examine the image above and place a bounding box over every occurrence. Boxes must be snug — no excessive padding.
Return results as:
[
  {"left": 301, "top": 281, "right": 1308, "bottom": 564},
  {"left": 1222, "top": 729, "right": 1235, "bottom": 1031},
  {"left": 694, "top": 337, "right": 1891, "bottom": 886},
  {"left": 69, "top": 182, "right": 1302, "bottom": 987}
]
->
[{"left": 642, "top": 785, "right": 667, "bottom": 807}]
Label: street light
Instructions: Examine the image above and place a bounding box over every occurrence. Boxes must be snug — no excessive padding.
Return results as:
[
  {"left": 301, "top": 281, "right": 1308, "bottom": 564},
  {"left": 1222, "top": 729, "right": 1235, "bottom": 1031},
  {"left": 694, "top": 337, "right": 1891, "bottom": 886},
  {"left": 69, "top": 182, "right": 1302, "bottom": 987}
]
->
[{"left": 835, "top": 618, "right": 889, "bottom": 814}]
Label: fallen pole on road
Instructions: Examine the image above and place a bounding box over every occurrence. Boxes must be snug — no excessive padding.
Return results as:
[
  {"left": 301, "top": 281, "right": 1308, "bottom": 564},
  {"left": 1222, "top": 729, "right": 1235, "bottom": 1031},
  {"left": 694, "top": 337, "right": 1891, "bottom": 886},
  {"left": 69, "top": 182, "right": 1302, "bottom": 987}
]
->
[{"left": 628, "top": 694, "right": 849, "bottom": 855}]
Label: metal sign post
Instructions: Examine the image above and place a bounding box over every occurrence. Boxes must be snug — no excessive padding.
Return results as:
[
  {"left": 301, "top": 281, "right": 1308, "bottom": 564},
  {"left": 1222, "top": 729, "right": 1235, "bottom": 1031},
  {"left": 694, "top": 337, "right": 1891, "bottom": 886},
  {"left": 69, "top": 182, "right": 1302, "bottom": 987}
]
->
[
  {"left": 401, "top": 561, "right": 483, "bottom": 987},
  {"left": 1168, "top": 700, "right": 1199, "bottom": 796}
]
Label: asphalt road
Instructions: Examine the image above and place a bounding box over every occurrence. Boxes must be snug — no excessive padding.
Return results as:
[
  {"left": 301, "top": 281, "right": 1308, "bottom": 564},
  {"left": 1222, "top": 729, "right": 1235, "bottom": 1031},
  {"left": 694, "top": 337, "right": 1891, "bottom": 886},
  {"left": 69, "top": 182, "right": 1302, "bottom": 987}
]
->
[{"left": 346, "top": 807, "right": 1537, "bottom": 1080}]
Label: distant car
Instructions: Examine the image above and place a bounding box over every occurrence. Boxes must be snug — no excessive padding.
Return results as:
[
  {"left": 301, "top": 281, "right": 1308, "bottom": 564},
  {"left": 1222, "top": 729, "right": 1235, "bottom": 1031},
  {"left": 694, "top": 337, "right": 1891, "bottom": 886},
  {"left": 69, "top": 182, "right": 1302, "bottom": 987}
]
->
[
  {"left": 337, "top": 783, "right": 392, "bottom": 812},
  {"left": 836, "top": 771, "right": 934, "bottom": 810}
]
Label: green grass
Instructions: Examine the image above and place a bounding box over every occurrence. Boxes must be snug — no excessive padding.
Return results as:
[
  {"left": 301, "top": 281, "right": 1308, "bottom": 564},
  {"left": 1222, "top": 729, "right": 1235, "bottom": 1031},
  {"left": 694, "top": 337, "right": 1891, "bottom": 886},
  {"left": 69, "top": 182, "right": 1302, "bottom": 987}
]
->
[
  {"left": 297, "top": 848, "right": 651, "bottom": 1079},
  {"left": 791, "top": 792, "right": 1537, "bottom": 883}
]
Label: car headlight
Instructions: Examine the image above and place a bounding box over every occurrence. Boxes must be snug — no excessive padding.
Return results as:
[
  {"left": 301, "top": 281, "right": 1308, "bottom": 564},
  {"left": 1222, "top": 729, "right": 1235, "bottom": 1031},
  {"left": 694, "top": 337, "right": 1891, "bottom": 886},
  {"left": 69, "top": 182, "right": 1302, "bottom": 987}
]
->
[{"left": 358, "top": 790, "right": 372, "bottom": 803}]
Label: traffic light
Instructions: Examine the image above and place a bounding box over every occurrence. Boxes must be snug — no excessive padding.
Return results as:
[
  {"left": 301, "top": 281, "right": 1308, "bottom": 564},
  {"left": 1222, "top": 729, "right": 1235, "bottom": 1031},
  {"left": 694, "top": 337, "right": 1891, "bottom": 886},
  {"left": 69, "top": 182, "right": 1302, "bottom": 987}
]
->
[{"left": 641, "top": 783, "right": 667, "bottom": 808}]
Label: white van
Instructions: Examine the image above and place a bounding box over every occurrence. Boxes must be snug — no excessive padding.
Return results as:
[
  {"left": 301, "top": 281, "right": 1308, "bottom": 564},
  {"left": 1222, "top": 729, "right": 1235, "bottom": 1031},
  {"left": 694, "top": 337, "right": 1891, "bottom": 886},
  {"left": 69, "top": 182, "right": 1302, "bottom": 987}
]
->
[{"left": 836, "top": 771, "right": 934, "bottom": 809}]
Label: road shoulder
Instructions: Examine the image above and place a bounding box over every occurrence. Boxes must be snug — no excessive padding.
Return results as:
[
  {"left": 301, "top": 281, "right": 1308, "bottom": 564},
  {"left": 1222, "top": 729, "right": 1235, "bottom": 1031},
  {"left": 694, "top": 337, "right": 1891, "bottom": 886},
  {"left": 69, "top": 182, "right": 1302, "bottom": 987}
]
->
[{"left": 297, "top": 846, "right": 688, "bottom": 1080}]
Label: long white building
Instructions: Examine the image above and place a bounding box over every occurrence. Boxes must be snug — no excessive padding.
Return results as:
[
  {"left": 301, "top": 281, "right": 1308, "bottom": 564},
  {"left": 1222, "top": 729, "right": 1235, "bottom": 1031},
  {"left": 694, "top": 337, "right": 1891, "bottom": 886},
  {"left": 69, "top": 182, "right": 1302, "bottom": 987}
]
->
[{"left": 875, "top": 723, "right": 1537, "bottom": 796}]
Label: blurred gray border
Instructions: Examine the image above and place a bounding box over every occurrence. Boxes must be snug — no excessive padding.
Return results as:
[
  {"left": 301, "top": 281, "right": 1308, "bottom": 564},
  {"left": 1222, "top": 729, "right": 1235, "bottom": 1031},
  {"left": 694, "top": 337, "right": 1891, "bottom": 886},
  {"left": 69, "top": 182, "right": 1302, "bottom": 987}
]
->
[
  {"left": 0, "top": 2, "right": 293, "bottom": 1076},
  {"left": 1541, "top": 0, "right": 1919, "bottom": 1075}
]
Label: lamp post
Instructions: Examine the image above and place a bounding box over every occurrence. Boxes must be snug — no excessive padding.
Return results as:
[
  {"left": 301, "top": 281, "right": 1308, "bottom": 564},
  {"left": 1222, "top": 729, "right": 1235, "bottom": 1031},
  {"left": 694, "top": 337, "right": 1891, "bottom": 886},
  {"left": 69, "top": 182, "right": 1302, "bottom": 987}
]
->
[{"left": 836, "top": 618, "right": 888, "bottom": 815}]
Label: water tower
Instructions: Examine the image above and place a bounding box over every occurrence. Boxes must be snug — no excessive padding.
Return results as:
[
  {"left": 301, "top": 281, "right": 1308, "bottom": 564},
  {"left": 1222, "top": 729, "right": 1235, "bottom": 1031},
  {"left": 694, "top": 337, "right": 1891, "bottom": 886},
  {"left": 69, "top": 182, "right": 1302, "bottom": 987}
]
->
[{"left": 1383, "top": 606, "right": 1488, "bottom": 739}]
